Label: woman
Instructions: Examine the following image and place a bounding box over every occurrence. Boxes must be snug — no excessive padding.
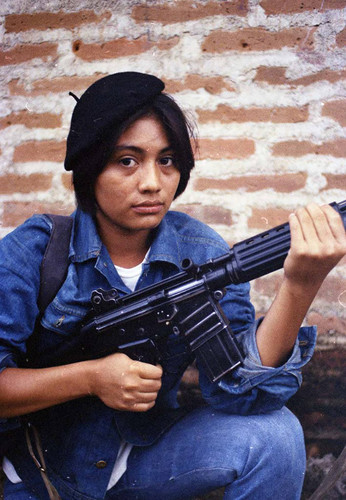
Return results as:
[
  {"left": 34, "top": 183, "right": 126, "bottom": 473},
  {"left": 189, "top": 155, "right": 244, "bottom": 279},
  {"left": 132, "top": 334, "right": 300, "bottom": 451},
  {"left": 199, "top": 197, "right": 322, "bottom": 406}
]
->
[{"left": 0, "top": 72, "right": 345, "bottom": 499}]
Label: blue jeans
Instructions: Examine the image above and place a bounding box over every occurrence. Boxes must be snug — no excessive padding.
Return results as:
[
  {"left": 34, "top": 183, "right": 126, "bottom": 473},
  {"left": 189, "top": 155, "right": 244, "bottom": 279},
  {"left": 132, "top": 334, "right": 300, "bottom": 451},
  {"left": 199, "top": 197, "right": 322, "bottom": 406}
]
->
[{"left": 4, "top": 406, "right": 306, "bottom": 500}]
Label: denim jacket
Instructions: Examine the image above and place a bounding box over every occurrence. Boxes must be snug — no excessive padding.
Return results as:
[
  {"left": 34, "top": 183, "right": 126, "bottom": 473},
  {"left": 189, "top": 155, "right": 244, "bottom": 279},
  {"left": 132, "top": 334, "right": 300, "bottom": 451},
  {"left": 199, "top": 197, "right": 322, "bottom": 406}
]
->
[{"left": 0, "top": 208, "right": 316, "bottom": 499}]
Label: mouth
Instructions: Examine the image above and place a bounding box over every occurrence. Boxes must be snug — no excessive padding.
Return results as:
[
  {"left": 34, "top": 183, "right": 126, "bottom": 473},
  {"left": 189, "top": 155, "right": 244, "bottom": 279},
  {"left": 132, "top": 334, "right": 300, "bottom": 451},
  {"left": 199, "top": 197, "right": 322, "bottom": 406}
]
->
[{"left": 132, "top": 201, "right": 165, "bottom": 214}]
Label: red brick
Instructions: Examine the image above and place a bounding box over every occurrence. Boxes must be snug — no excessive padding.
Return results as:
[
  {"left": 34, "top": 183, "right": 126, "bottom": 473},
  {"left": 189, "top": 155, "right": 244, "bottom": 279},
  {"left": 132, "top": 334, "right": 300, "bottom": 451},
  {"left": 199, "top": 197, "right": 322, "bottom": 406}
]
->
[
  {"left": 273, "top": 140, "right": 314, "bottom": 156},
  {"left": 336, "top": 28, "right": 346, "bottom": 47},
  {"left": 197, "top": 105, "right": 308, "bottom": 123},
  {"left": 248, "top": 207, "right": 292, "bottom": 229},
  {"left": 197, "top": 138, "right": 255, "bottom": 159},
  {"left": 255, "top": 66, "right": 346, "bottom": 86},
  {"left": 73, "top": 36, "right": 179, "bottom": 61},
  {"left": 195, "top": 173, "right": 307, "bottom": 192},
  {"left": 301, "top": 411, "right": 327, "bottom": 427},
  {"left": 13, "top": 140, "right": 66, "bottom": 163},
  {"left": 307, "top": 312, "right": 346, "bottom": 336},
  {"left": 254, "top": 66, "right": 287, "bottom": 84},
  {"left": 2, "top": 201, "right": 74, "bottom": 227},
  {"left": 252, "top": 273, "right": 346, "bottom": 323},
  {"left": 164, "top": 74, "right": 235, "bottom": 95},
  {"left": 260, "top": 0, "right": 346, "bottom": 15},
  {"left": 132, "top": 1, "right": 247, "bottom": 24},
  {"left": 0, "top": 43, "right": 57, "bottom": 66},
  {"left": 322, "top": 100, "right": 346, "bottom": 126},
  {"left": 273, "top": 139, "right": 346, "bottom": 158},
  {"left": 315, "top": 273, "right": 346, "bottom": 304},
  {"left": 8, "top": 74, "right": 106, "bottom": 96},
  {"left": 319, "top": 140, "right": 346, "bottom": 157},
  {"left": 202, "top": 27, "right": 315, "bottom": 53},
  {"left": 62, "top": 172, "right": 73, "bottom": 191},
  {"left": 253, "top": 274, "right": 284, "bottom": 299},
  {"left": 174, "top": 204, "right": 232, "bottom": 226},
  {"left": 323, "top": 174, "right": 346, "bottom": 191},
  {"left": 5, "top": 10, "right": 111, "bottom": 32},
  {"left": 0, "top": 111, "right": 62, "bottom": 129},
  {"left": 0, "top": 174, "right": 52, "bottom": 194},
  {"left": 293, "top": 70, "right": 346, "bottom": 86}
]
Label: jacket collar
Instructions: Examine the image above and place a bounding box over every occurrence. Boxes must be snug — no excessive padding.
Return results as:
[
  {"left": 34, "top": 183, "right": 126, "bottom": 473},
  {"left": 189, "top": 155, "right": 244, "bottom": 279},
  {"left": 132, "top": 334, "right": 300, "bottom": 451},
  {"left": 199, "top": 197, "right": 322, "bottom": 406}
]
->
[
  {"left": 70, "top": 208, "right": 181, "bottom": 269},
  {"left": 148, "top": 214, "right": 181, "bottom": 269},
  {"left": 70, "top": 208, "right": 102, "bottom": 262}
]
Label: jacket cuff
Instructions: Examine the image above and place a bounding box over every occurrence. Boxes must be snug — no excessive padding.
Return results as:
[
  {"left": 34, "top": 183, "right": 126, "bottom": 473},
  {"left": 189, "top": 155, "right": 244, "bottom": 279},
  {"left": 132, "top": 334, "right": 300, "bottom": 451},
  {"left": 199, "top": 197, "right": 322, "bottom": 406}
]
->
[
  {"left": 200, "top": 319, "right": 317, "bottom": 415},
  {"left": 218, "top": 318, "right": 317, "bottom": 395}
]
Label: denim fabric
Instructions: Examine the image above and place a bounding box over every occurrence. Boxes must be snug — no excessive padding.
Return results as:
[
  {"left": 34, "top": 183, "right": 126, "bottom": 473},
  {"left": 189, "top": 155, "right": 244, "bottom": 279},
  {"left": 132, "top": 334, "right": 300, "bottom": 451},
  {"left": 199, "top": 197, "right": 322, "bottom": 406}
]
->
[
  {"left": 4, "top": 406, "right": 306, "bottom": 500},
  {"left": 0, "top": 208, "right": 316, "bottom": 499},
  {"left": 107, "top": 406, "right": 306, "bottom": 500}
]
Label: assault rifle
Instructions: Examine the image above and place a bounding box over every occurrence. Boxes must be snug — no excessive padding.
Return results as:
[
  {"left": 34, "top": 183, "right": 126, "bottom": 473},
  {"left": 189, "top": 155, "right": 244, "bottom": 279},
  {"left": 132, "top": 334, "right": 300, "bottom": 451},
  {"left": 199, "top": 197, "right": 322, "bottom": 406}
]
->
[{"left": 80, "top": 201, "right": 346, "bottom": 382}]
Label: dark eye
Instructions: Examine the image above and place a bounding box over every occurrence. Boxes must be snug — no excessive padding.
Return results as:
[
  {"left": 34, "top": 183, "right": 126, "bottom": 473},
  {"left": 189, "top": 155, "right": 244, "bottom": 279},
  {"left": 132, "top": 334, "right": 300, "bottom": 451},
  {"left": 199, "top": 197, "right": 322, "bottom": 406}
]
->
[
  {"left": 160, "top": 156, "right": 175, "bottom": 167},
  {"left": 119, "top": 157, "right": 136, "bottom": 168}
]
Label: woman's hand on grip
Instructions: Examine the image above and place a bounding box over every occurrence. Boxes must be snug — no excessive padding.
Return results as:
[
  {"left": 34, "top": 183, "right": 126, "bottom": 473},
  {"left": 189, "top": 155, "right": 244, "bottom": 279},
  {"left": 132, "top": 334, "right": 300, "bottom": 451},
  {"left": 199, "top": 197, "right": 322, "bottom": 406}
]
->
[{"left": 87, "top": 352, "right": 163, "bottom": 412}]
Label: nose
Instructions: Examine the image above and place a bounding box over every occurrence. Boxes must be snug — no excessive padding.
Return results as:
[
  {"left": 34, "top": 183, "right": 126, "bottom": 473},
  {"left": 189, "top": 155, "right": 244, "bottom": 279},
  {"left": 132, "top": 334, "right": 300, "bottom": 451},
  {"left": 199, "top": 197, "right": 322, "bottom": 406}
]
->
[{"left": 138, "top": 162, "right": 161, "bottom": 193}]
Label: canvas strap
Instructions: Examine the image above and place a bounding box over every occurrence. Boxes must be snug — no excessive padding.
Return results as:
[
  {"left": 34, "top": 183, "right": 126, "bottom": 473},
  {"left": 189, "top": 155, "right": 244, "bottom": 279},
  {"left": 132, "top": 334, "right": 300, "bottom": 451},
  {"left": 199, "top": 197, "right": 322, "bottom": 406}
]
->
[{"left": 25, "top": 423, "right": 62, "bottom": 500}]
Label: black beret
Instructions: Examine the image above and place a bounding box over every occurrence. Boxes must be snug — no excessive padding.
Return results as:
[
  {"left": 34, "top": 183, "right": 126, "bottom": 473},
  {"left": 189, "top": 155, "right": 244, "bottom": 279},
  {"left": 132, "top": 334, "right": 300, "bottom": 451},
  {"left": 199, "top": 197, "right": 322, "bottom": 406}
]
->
[{"left": 64, "top": 72, "right": 165, "bottom": 171}]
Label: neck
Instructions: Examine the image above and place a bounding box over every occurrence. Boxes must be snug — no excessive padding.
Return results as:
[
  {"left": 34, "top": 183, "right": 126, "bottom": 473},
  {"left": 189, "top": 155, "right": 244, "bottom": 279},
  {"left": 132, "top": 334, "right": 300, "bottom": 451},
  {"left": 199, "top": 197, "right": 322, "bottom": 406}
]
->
[{"left": 96, "top": 215, "right": 152, "bottom": 268}]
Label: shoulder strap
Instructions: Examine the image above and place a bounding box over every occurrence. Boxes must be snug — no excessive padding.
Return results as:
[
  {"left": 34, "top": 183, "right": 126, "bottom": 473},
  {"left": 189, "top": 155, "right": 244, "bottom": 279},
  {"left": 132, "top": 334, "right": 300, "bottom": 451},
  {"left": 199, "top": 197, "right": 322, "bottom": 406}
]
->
[{"left": 38, "top": 214, "right": 73, "bottom": 313}]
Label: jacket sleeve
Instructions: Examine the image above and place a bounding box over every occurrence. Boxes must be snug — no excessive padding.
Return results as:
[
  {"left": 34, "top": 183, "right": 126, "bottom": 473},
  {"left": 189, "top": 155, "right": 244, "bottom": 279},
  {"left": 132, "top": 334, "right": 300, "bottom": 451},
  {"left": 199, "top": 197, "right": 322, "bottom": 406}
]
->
[
  {"left": 0, "top": 216, "right": 52, "bottom": 432},
  {"left": 198, "top": 282, "right": 316, "bottom": 415}
]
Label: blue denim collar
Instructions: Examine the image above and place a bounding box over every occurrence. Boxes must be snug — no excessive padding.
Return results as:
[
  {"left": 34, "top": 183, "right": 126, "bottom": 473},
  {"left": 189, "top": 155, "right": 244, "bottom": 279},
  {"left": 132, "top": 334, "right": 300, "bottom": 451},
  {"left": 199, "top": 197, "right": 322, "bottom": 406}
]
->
[
  {"left": 148, "top": 214, "right": 181, "bottom": 268},
  {"left": 70, "top": 208, "right": 102, "bottom": 262},
  {"left": 70, "top": 208, "right": 181, "bottom": 269}
]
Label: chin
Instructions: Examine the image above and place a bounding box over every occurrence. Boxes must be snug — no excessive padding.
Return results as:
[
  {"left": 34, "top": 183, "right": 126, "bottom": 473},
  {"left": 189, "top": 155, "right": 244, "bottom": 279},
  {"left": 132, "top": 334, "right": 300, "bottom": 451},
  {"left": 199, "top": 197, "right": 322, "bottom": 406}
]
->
[{"left": 124, "top": 218, "right": 162, "bottom": 233}]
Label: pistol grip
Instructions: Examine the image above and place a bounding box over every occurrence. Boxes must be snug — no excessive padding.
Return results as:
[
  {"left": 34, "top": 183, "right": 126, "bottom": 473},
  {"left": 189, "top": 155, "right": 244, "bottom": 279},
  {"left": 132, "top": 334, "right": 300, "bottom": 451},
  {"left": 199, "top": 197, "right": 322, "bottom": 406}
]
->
[{"left": 117, "top": 338, "right": 159, "bottom": 365}]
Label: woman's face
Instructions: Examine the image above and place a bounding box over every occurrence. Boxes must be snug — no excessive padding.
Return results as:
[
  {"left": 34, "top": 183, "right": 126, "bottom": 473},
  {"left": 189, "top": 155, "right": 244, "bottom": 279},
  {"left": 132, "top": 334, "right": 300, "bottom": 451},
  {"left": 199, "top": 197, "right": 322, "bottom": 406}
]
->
[{"left": 94, "top": 115, "right": 181, "bottom": 236}]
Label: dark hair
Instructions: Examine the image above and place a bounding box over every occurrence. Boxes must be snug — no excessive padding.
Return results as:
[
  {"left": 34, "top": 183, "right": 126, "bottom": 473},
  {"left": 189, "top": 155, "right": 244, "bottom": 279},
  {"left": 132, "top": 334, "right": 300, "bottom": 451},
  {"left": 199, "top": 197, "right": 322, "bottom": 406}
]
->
[{"left": 72, "top": 93, "right": 196, "bottom": 214}]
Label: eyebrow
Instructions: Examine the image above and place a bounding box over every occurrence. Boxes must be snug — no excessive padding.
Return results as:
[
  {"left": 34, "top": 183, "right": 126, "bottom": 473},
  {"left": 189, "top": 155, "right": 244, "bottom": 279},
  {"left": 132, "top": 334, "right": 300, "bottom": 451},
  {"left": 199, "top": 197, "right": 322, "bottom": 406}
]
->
[{"left": 113, "top": 145, "right": 174, "bottom": 154}]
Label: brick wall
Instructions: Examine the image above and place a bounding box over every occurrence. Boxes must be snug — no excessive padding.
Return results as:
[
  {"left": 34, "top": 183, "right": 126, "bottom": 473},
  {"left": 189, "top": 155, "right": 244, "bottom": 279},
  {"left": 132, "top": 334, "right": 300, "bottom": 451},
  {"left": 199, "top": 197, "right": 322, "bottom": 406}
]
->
[{"left": 0, "top": 0, "right": 345, "bottom": 458}]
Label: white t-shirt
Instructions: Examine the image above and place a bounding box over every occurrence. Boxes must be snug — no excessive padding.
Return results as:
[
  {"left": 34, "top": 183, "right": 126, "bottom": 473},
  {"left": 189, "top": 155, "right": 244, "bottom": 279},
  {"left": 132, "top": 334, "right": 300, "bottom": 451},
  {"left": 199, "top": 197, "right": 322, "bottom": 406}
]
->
[
  {"left": 106, "top": 253, "right": 149, "bottom": 489},
  {"left": 3, "top": 252, "right": 148, "bottom": 489}
]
